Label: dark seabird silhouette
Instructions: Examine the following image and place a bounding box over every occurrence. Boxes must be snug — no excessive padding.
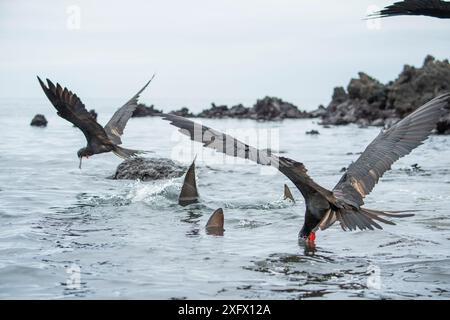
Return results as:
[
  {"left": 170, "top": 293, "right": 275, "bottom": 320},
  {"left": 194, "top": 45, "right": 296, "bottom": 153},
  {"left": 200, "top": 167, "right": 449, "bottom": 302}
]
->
[
  {"left": 179, "top": 159, "right": 199, "bottom": 206},
  {"left": 37, "top": 76, "right": 154, "bottom": 168},
  {"left": 368, "top": 0, "right": 450, "bottom": 19},
  {"left": 205, "top": 208, "right": 224, "bottom": 236},
  {"left": 284, "top": 184, "right": 295, "bottom": 202},
  {"left": 162, "top": 93, "right": 449, "bottom": 241}
]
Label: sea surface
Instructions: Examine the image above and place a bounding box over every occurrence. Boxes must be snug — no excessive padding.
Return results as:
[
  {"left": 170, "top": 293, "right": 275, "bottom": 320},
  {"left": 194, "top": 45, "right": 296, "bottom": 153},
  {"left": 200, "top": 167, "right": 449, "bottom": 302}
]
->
[{"left": 1, "top": 98, "right": 450, "bottom": 299}]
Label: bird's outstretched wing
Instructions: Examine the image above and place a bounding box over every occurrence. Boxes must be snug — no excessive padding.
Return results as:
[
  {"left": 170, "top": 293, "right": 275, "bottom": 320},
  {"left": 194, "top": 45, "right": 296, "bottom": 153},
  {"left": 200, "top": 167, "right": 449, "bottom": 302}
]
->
[
  {"left": 161, "top": 113, "right": 274, "bottom": 165},
  {"left": 104, "top": 75, "right": 155, "bottom": 145},
  {"left": 333, "top": 93, "right": 450, "bottom": 208},
  {"left": 161, "top": 114, "right": 334, "bottom": 201},
  {"left": 37, "top": 77, "right": 111, "bottom": 146},
  {"left": 368, "top": 0, "right": 450, "bottom": 19}
]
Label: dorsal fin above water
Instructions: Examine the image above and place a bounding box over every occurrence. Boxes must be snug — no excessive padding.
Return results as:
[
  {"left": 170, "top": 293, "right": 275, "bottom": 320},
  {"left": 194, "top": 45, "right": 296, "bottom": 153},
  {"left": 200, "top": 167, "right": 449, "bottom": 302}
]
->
[
  {"left": 178, "top": 158, "right": 199, "bottom": 207},
  {"left": 284, "top": 184, "right": 295, "bottom": 202},
  {"left": 206, "top": 208, "right": 224, "bottom": 236}
]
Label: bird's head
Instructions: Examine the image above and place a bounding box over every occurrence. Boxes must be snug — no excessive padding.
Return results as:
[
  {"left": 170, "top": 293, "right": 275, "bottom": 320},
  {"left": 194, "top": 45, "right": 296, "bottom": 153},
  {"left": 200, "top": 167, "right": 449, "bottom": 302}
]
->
[
  {"left": 299, "top": 223, "right": 317, "bottom": 243},
  {"left": 298, "top": 231, "right": 317, "bottom": 254},
  {"left": 77, "top": 147, "right": 93, "bottom": 169},
  {"left": 300, "top": 231, "right": 316, "bottom": 241}
]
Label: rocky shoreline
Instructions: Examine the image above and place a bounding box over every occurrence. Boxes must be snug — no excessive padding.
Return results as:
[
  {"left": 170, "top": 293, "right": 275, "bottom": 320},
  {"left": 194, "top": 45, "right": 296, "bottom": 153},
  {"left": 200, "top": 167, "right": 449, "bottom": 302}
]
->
[
  {"left": 318, "top": 55, "right": 450, "bottom": 134},
  {"left": 131, "top": 96, "right": 312, "bottom": 121},
  {"left": 129, "top": 55, "right": 449, "bottom": 133},
  {"left": 33, "top": 55, "right": 450, "bottom": 133}
]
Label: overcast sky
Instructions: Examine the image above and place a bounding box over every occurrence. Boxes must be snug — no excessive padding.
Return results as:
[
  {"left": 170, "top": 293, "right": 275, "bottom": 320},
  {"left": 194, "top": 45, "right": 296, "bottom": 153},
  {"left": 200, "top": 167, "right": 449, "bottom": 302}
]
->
[{"left": 1, "top": 0, "right": 449, "bottom": 111}]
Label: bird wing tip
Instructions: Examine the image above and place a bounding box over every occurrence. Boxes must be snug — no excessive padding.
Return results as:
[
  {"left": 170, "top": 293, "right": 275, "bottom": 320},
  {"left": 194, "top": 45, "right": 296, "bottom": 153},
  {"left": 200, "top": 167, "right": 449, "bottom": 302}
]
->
[{"left": 37, "top": 76, "right": 46, "bottom": 87}]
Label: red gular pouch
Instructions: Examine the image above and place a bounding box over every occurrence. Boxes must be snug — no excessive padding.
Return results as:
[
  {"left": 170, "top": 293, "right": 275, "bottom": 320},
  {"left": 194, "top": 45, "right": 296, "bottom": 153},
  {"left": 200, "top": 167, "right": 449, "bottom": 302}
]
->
[{"left": 307, "top": 232, "right": 316, "bottom": 242}]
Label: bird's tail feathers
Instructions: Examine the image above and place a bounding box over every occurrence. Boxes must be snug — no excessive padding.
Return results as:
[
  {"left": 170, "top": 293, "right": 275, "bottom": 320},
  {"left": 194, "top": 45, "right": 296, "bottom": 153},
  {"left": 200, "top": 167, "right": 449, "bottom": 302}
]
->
[
  {"left": 113, "top": 146, "right": 149, "bottom": 159},
  {"left": 315, "top": 207, "right": 415, "bottom": 232}
]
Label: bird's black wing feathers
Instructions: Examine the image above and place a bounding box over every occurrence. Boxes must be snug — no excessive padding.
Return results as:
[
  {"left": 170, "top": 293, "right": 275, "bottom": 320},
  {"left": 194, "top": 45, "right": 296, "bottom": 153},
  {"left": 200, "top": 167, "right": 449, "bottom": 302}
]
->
[
  {"left": 369, "top": 0, "right": 450, "bottom": 19},
  {"left": 37, "top": 76, "right": 111, "bottom": 147},
  {"left": 161, "top": 114, "right": 334, "bottom": 202},
  {"left": 104, "top": 75, "right": 154, "bottom": 145},
  {"left": 333, "top": 93, "right": 450, "bottom": 207},
  {"left": 161, "top": 113, "right": 274, "bottom": 165}
]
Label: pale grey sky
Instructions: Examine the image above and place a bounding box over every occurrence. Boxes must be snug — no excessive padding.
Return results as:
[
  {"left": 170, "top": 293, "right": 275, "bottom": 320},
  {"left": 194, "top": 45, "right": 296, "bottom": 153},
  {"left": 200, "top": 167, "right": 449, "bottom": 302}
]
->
[{"left": 0, "top": 0, "right": 449, "bottom": 111}]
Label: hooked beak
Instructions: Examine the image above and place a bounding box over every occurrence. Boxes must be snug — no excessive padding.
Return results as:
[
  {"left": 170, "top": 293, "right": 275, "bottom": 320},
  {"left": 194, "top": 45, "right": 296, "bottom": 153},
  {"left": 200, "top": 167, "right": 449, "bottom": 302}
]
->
[{"left": 79, "top": 157, "right": 83, "bottom": 169}]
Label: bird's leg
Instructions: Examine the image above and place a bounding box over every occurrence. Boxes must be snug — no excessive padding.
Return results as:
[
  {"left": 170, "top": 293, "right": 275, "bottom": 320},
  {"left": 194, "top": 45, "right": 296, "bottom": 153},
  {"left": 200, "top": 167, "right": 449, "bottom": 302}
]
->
[{"left": 79, "top": 157, "right": 83, "bottom": 169}]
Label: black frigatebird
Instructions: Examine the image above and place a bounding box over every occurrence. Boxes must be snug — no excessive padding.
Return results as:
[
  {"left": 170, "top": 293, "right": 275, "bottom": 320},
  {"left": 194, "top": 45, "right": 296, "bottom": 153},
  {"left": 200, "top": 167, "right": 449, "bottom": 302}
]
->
[
  {"left": 37, "top": 76, "right": 154, "bottom": 168},
  {"left": 161, "top": 93, "right": 450, "bottom": 241},
  {"left": 368, "top": 0, "right": 450, "bottom": 19}
]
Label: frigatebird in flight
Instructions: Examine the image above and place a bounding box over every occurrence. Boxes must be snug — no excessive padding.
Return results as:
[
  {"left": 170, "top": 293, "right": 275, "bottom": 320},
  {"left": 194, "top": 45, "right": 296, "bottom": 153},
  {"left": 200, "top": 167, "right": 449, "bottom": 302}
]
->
[
  {"left": 368, "top": 0, "right": 450, "bottom": 19},
  {"left": 162, "top": 93, "right": 450, "bottom": 241},
  {"left": 38, "top": 76, "right": 154, "bottom": 168}
]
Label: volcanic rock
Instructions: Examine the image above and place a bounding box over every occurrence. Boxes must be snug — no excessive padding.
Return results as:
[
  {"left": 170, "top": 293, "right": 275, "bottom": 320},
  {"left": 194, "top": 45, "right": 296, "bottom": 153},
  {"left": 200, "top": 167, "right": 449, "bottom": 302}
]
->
[
  {"left": 30, "top": 114, "right": 48, "bottom": 127},
  {"left": 111, "top": 157, "right": 186, "bottom": 181},
  {"left": 132, "top": 103, "right": 163, "bottom": 117}
]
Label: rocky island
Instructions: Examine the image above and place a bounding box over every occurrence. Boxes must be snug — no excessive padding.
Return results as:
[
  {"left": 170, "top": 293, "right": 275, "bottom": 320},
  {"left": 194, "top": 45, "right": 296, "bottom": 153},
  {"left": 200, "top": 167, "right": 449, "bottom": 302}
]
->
[
  {"left": 318, "top": 55, "right": 450, "bottom": 133},
  {"left": 128, "top": 55, "right": 450, "bottom": 134}
]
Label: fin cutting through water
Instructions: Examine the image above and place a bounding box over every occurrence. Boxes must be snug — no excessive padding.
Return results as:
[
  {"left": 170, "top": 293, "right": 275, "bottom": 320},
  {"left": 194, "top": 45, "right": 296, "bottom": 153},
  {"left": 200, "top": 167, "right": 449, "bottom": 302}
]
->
[
  {"left": 205, "top": 208, "right": 225, "bottom": 236},
  {"left": 284, "top": 184, "right": 295, "bottom": 202},
  {"left": 179, "top": 158, "right": 199, "bottom": 206}
]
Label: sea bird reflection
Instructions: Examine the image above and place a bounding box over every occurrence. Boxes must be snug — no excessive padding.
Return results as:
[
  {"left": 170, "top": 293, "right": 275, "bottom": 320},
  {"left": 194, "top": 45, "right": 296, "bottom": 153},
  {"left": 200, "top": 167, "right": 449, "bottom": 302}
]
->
[
  {"left": 38, "top": 76, "right": 154, "bottom": 168},
  {"left": 162, "top": 93, "right": 450, "bottom": 241}
]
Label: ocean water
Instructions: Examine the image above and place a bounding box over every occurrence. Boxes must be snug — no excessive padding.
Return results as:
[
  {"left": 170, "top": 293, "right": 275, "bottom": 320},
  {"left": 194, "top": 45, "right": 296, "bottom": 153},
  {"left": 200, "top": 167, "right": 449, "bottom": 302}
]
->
[{"left": 1, "top": 98, "right": 450, "bottom": 299}]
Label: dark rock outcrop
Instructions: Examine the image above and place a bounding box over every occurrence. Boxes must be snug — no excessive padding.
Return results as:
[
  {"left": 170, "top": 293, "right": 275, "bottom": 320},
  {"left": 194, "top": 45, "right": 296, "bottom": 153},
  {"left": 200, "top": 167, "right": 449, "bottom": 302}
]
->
[
  {"left": 309, "top": 105, "right": 327, "bottom": 118},
  {"left": 197, "top": 103, "right": 230, "bottom": 118},
  {"left": 306, "top": 130, "right": 320, "bottom": 135},
  {"left": 195, "top": 97, "right": 310, "bottom": 120},
  {"left": 387, "top": 55, "right": 450, "bottom": 117},
  {"left": 111, "top": 157, "right": 186, "bottom": 181},
  {"left": 169, "top": 107, "right": 195, "bottom": 118},
  {"left": 131, "top": 103, "right": 163, "bottom": 118},
  {"left": 123, "top": 56, "right": 449, "bottom": 131},
  {"left": 30, "top": 114, "right": 48, "bottom": 127},
  {"left": 321, "top": 73, "right": 394, "bottom": 126},
  {"left": 320, "top": 55, "right": 450, "bottom": 131},
  {"left": 128, "top": 98, "right": 311, "bottom": 121},
  {"left": 228, "top": 104, "right": 250, "bottom": 118},
  {"left": 250, "top": 96, "right": 310, "bottom": 120}
]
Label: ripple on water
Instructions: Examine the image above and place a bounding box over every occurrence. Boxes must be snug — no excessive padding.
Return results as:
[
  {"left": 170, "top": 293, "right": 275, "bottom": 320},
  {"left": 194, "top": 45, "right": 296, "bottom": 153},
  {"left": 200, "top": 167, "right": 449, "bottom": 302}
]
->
[
  {"left": 2, "top": 112, "right": 450, "bottom": 299},
  {"left": 241, "top": 251, "right": 379, "bottom": 299}
]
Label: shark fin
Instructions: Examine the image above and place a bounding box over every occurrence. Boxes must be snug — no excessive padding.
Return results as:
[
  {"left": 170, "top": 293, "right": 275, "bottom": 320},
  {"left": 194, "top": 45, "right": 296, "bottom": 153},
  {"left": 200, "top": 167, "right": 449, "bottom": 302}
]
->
[
  {"left": 179, "top": 158, "right": 199, "bottom": 206},
  {"left": 206, "top": 208, "right": 224, "bottom": 236}
]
